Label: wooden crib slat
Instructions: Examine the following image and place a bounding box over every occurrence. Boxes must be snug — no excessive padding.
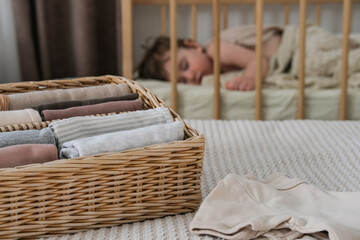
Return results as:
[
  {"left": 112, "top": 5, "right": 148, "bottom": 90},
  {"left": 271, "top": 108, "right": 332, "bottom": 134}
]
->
[
  {"left": 222, "top": 5, "right": 228, "bottom": 30},
  {"left": 255, "top": 0, "right": 263, "bottom": 121},
  {"left": 121, "top": 0, "right": 133, "bottom": 79},
  {"left": 170, "top": 0, "right": 179, "bottom": 112},
  {"left": 253, "top": 5, "right": 257, "bottom": 24},
  {"left": 340, "top": 0, "right": 351, "bottom": 120},
  {"left": 191, "top": 5, "right": 197, "bottom": 41},
  {"left": 297, "top": 0, "right": 307, "bottom": 119},
  {"left": 213, "top": 0, "right": 221, "bottom": 120},
  {"left": 161, "top": 5, "right": 167, "bottom": 36},
  {"left": 284, "top": 4, "right": 290, "bottom": 25},
  {"left": 315, "top": 3, "right": 321, "bottom": 25}
]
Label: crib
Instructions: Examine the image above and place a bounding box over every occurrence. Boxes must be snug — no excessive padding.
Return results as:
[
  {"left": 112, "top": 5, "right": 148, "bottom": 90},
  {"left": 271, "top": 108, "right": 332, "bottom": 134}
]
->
[{"left": 121, "top": 0, "right": 359, "bottom": 120}]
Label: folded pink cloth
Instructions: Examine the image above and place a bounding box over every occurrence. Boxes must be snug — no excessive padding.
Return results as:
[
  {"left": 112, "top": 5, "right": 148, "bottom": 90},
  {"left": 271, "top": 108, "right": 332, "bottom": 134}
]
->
[
  {"left": 0, "top": 144, "right": 58, "bottom": 168},
  {"left": 0, "top": 94, "right": 9, "bottom": 111},
  {"left": 42, "top": 98, "right": 143, "bottom": 121}
]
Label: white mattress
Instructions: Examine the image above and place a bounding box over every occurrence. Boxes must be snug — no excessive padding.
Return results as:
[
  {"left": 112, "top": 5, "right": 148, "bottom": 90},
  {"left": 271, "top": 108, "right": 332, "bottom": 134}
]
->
[
  {"left": 136, "top": 80, "right": 360, "bottom": 120},
  {"left": 42, "top": 119, "right": 360, "bottom": 240}
]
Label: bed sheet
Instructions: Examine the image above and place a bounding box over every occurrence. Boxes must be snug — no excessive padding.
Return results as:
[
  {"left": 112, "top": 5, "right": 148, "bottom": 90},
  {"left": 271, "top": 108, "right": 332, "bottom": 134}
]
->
[
  {"left": 136, "top": 80, "right": 360, "bottom": 120},
  {"left": 42, "top": 119, "right": 360, "bottom": 240}
]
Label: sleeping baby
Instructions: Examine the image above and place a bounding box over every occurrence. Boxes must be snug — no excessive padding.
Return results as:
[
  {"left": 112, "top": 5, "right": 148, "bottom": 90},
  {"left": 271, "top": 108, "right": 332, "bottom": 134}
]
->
[{"left": 137, "top": 24, "right": 360, "bottom": 91}]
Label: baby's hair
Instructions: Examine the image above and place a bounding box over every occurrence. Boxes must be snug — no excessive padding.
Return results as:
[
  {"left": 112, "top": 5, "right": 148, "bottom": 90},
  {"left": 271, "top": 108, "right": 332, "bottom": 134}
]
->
[{"left": 136, "top": 36, "right": 189, "bottom": 81}]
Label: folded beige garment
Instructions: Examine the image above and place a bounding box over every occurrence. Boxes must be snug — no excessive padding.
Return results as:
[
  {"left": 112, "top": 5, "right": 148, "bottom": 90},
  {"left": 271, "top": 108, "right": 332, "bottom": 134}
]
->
[
  {"left": 8, "top": 84, "right": 131, "bottom": 110},
  {"left": 190, "top": 173, "right": 360, "bottom": 240},
  {"left": 0, "top": 109, "right": 42, "bottom": 126},
  {"left": 0, "top": 144, "right": 58, "bottom": 168}
]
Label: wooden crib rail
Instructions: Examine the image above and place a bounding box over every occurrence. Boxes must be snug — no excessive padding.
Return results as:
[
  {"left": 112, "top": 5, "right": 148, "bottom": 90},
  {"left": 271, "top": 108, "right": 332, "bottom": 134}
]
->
[
  {"left": 133, "top": 0, "right": 359, "bottom": 4},
  {"left": 122, "top": 0, "right": 356, "bottom": 120}
]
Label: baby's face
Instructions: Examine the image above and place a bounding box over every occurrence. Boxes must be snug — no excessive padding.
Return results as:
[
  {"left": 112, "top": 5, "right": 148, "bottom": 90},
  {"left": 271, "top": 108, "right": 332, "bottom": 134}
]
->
[{"left": 163, "top": 47, "right": 213, "bottom": 85}]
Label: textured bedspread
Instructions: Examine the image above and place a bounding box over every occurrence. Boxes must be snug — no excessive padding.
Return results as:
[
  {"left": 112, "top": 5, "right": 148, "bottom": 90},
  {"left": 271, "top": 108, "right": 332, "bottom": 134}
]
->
[{"left": 42, "top": 120, "right": 360, "bottom": 240}]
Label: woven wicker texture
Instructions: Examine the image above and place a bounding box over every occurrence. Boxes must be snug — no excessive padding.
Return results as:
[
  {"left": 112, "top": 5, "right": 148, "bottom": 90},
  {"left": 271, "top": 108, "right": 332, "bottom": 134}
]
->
[{"left": 0, "top": 76, "right": 204, "bottom": 239}]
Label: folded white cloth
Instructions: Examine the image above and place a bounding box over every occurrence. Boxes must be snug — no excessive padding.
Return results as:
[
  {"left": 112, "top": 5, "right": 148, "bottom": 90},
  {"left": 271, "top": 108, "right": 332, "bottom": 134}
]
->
[
  {"left": 60, "top": 121, "right": 184, "bottom": 158},
  {"left": 190, "top": 173, "right": 360, "bottom": 240},
  {"left": 0, "top": 109, "right": 42, "bottom": 126},
  {"left": 8, "top": 84, "right": 131, "bottom": 110},
  {"left": 50, "top": 107, "right": 174, "bottom": 148}
]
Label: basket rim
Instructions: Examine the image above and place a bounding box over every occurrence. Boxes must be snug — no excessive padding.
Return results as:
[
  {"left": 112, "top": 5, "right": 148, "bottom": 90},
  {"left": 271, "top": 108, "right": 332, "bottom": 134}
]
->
[{"left": 0, "top": 75, "right": 200, "bottom": 137}]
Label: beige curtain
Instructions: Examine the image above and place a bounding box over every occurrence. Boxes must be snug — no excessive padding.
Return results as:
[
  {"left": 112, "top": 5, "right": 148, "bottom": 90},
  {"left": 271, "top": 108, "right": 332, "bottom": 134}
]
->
[{"left": 12, "top": 0, "right": 123, "bottom": 81}]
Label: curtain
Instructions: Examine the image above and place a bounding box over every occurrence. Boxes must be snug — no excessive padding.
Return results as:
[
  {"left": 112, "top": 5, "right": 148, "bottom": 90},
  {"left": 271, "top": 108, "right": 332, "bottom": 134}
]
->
[
  {"left": 0, "top": 0, "right": 21, "bottom": 83},
  {"left": 12, "top": 0, "right": 123, "bottom": 81}
]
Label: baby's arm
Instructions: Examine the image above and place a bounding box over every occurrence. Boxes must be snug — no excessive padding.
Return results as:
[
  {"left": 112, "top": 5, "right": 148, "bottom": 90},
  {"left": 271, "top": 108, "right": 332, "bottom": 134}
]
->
[{"left": 206, "top": 41, "right": 269, "bottom": 91}]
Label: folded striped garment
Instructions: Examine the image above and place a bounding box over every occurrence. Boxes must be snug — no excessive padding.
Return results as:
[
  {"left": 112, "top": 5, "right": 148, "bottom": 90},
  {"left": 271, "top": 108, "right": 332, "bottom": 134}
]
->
[
  {"left": 0, "top": 128, "right": 56, "bottom": 148},
  {"left": 50, "top": 107, "right": 174, "bottom": 148},
  {"left": 8, "top": 84, "right": 131, "bottom": 110},
  {"left": 0, "top": 109, "right": 42, "bottom": 126},
  {"left": 60, "top": 121, "right": 184, "bottom": 159}
]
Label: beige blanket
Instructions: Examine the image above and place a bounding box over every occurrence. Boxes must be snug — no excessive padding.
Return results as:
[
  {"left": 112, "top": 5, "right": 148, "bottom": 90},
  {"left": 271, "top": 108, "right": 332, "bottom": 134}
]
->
[
  {"left": 267, "top": 24, "right": 360, "bottom": 89},
  {"left": 202, "top": 25, "right": 360, "bottom": 89}
]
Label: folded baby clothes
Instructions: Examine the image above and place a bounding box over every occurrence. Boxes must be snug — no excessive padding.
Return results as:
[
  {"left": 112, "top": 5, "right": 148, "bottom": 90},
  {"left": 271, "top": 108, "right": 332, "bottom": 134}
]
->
[
  {"left": 0, "top": 144, "right": 58, "bottom": 168},
  {"left": 0, "top": 94, "right": 9, "bottom": 111},
  {"left": 42, "top": 98, "right": 143, "bottom": 121},
  {"left": 32, "top": 92, "right": 139, "bottom": 113},
  {"left": 0, "top": 128, "right": 56, "bottom": 148},
  {"left": 0, "top": 109, "right": 42, "bottom": 126},
  {"left": 50, "top": 107, "right": 174, "bottom": 148},
  {"left": 8, "top": 84, "right": 131, "bottom": 110},
  {"left": 60, "top": 121, "right": 184, "bottom": 158},
  {"left": 190, "top": 173, "right": 360, "bottom": 240}
]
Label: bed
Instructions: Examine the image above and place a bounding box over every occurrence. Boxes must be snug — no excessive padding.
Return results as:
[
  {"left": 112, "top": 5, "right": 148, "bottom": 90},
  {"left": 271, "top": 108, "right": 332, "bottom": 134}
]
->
[
  {"left": 40, "top": 119, "right": 360, "bottom": 239},
  {"left": 122, "top": 0, "right": 360, "bottom": 121}
]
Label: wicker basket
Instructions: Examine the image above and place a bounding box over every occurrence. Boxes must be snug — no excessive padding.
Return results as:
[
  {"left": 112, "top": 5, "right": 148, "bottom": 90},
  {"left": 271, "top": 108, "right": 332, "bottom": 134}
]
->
[{"left": 0, "top": 75, "right": 204, "bottom": 239}]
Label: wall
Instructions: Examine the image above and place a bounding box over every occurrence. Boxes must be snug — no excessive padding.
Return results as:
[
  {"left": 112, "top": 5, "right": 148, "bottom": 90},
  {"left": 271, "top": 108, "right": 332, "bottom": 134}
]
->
[
  {"left": 132, "top": 2, "right": 360, "bottom": 69},
  {"left": 0, "top": 0, "right": 21, "bottom": 83},
  {"left": 0, "top": 2, "right": 359, "bottom": 82}
]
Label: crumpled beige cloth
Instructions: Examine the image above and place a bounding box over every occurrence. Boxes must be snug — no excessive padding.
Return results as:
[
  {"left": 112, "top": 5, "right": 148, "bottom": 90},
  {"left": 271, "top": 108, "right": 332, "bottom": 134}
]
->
[
  {"left": 220, "top": 24, "right": 283, "bottom": 48},
  {"left": 190, "top": 173, "right": 360, "bottom": 240},
  {"left": 202, "top": 24, "right": 360, "bottom": 89},
  {"left": 267, "top": 24, "right": 360, "bottom": 89}
]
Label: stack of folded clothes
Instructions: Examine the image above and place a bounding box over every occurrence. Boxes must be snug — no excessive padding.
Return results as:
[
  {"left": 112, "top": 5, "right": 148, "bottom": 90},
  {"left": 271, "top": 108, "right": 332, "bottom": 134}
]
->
[{"left": 0, "top": 84, "right": 184, "bottom": 168}]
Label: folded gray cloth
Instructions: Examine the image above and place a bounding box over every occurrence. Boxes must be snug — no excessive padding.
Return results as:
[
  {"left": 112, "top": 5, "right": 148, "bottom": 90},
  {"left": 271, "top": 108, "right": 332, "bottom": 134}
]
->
[
  {"left": 9, "top": 84, "right": 131, "bottom": 110},
  {"left": 50, "top": 107, "right": 174, "bottom": 148},
  {"left": 0, "top": 128, "right": 56, "bottom": 148},
  {"left": 60, "top": 121, "right": 184, "bottom": 158}
]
